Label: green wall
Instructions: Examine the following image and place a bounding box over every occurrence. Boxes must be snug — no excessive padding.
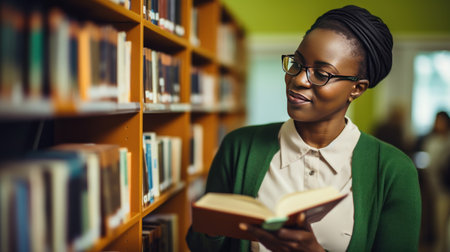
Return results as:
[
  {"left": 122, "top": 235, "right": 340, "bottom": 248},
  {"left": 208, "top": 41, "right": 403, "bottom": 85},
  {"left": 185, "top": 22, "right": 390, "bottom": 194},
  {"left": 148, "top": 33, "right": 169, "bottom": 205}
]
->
[
  {"left": 223, "top": 0, "right": 450, "bottom": 35},
  {"left": 223, "top": 0, "right": 450, "bottom": 132}
]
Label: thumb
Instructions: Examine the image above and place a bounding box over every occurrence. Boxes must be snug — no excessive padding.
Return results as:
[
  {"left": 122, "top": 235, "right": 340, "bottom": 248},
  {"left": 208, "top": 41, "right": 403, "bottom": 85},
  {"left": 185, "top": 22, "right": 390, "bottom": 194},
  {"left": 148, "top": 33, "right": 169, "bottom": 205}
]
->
[{"left": 296, "top": 213, "right": 312, "bottom": 231}]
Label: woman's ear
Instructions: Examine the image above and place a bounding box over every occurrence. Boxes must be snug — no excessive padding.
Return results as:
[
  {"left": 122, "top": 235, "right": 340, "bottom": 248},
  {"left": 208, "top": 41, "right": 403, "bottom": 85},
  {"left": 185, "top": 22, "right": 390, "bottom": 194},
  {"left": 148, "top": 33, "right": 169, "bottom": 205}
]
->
[{"left": 349, "top": 79, "right": 369, "bottom": 102}]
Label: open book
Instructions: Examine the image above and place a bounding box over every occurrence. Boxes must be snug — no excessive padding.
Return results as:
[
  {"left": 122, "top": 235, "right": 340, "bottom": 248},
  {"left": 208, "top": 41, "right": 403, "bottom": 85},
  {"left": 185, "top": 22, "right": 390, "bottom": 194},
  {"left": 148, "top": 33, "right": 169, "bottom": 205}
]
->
[{"left": 191, "top": 186, "right": 347, "bottom": 240}]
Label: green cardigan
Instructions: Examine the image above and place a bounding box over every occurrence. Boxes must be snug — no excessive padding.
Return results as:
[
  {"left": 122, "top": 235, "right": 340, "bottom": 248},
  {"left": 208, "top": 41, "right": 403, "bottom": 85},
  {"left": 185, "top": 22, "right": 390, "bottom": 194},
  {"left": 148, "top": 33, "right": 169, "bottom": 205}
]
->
[{"left": 186, "top": 122, "right": 421, "bottom": 252}]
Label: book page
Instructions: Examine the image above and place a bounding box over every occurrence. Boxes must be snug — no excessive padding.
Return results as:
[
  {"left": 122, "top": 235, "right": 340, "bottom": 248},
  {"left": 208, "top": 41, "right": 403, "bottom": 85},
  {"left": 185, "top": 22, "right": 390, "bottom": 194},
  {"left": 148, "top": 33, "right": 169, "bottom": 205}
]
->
[
  {"left": 195, "top": 193, "right": 275, "bottom": 219},
  {"left": 275, "top": 187, "right": 343, "bottom": 217}
]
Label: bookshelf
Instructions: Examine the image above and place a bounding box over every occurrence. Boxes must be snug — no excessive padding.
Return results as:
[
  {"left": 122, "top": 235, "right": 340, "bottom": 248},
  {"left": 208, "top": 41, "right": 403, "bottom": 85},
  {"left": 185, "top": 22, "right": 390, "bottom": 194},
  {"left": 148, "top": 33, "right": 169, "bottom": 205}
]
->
[{"left": 0, "top": 0, "right": 246, "bottom": 251}]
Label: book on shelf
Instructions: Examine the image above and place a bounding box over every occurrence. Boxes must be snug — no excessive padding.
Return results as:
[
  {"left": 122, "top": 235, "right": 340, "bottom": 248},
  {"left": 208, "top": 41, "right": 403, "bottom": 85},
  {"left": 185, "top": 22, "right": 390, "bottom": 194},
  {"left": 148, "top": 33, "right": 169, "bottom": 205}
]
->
[
  {"left": 119, "top": 147, "right": 131, "bottom": 218},
  {"left": 143, "top": 213, "right": 179, "bottom": 252},
  {"left": 143, "top": 0, "right": 184, "bottom": 36},
  {"left": 0, "top": 143, "right": 132, "bottom": 251},
  {"left": 191, "top": 187, "right": 347, "bottom": 240},
  {"left": 190, "top": 6, "right": 200, "bottom": 46},
  {"left": 143, "top": 47, "right": 154, "bottom": 103},
  {"left": 142, "top": 132, "right": 182, "bottom": 207},
  {"left": 142, "top": 225, "right": 162, "bottom": 251},
  {"left": 0, "top": 5, "right": 132, "bottom": 112},
  {"left": 188, "top": 124, "right": 203, "bottom": 175},
  {"left": 49, "top": 8, "right": 81, "bottom": 111},
  {"left": 217, "top": 23, "right": 238, "bottom": 66},
  {"left": 219, "top": 74, "right": 238, "bottom": 110},
  {"left": 143, "top": 132, "right": 160, "bottom": 198},
  {"left": 117, "top": 31, "right": 132, "bottom": 103},
  {"left": 25, "top": 150, "right": 89, "bottom": 250},
  {"left": 51, "top": 144, "right": 128, "bottom": 236},
  {"left": 27, "top": 2, "right": 45, "bottom": 102},
  {"left": 0, "top": 0, "right": 26, "bottom": 104},
  {"left": 143, "top": 49, "right": 181, "bottom": 105},
  {"left": 142, "top": 135, "right": 155, "bottom": 206},
  {"left": 190, "top": 67, "right": 217, "bottom": 108},
  {"left": 151, "top": 50, "right": 159, "bottom": 103}
]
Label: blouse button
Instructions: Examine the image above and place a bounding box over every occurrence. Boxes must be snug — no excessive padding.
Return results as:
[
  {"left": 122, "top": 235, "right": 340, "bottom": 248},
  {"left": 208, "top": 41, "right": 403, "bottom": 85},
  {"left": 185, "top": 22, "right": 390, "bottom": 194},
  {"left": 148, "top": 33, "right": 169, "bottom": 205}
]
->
[{"left": 309, "top": 170, "right": 315, "bottom": 176}]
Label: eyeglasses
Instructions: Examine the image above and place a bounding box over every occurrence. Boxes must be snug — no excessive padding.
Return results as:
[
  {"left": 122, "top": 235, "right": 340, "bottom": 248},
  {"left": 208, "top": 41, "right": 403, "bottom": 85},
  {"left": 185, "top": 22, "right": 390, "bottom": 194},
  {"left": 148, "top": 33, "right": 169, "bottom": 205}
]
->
[{"left": 281, "top": 54, "right": 359, "bottom": 86}]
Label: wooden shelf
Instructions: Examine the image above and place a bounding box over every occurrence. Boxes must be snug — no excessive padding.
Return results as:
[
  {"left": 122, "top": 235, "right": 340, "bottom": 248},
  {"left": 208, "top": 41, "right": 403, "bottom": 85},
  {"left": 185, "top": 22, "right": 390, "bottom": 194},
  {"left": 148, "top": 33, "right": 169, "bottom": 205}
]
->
[
  {"left": 191, "top": 103, "right": 242, "bottom": 113},
  {"left": 0, "top": 101, "right": 140, "bottom": 119},
  {"left": 87, "top": 212, "right": 141, "bottom": 252},
  {"left": 142, "top": 182, "right": 186, "bottom": 217},
  {"left": 143, "top": 20, "right": 188, "bottom": 52},
  {"left": 76, "top": 102, "right": 141, "bottom": 115},
  {"left": 0, "top": 0, "right": 247, "bottom": 251},
  {"left": 0, "top": 100, "right": 54, "bottom": 119},
  {"left": 63, "top": 0, "right": 141, "bottom": 24},
  {"left": 143, "top": 103, "right": 191, "bottom": 113},
  {"left": 192, "top": 46, "right": 216, "bottom": 66}
]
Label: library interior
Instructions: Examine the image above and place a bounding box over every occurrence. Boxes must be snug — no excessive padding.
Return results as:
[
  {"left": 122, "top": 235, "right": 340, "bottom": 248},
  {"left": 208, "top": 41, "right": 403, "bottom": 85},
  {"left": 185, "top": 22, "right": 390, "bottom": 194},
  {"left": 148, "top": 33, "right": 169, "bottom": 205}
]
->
[{"left": 0, "top": 0, "right": 449, "bottom": 251}]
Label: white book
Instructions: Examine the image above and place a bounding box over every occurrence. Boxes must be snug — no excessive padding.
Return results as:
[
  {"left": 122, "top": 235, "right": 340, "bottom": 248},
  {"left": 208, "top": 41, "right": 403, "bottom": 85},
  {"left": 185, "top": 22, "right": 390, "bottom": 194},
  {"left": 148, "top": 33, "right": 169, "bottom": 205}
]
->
[
  {"left": 0, "top": 174, "right": 11, "bottom": 252},
  {"left": 124, "top": 41, "right": 132, "bottom": 103},
  {"left": 171, "top": 137, "right": 182, "bottom": 184},
  {"left": 83, "top": 152, "right": 101, "bottom": 249},
  {"left": 193, "top": 124, "right": 203, "bottom": 173},
  {"left": 151, "top": 51, "right": 159, "bottom": 104},
  {"left": 119, "top": 148, "right": 130, "bottom": 218},
  {"left": 117, "top": 32, "right": 125, "bottom": 103}
]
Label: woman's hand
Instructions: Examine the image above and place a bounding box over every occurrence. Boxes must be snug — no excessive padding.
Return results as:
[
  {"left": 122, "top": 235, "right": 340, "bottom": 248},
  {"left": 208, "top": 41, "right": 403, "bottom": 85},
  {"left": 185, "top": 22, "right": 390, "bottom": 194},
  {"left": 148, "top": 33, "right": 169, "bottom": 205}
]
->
[{"left": 239, "top": 213, "right": 325, "bottom": 252}]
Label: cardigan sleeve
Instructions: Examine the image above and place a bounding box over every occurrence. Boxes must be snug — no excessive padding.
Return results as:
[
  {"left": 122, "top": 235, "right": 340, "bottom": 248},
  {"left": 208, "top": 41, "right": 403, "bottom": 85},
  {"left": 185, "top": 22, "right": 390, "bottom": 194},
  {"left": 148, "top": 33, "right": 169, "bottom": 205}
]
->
[{"left": 372, "top": 144, "right": 422, "bottom": 251}]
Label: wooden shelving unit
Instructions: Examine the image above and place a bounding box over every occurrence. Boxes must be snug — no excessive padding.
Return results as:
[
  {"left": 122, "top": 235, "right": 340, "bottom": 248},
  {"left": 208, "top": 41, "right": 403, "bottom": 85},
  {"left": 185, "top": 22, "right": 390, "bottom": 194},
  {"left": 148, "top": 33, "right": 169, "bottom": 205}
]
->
[{"left": 0, "top": 0, "right": 246, "bottom": 251}]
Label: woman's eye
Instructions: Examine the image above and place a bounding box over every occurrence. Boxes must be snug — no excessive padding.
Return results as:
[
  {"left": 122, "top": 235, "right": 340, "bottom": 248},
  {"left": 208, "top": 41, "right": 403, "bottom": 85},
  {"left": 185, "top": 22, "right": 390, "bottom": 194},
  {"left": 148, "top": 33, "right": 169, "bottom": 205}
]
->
[{"left": 314, "top": 70, "right": 329, "bottom": 80}]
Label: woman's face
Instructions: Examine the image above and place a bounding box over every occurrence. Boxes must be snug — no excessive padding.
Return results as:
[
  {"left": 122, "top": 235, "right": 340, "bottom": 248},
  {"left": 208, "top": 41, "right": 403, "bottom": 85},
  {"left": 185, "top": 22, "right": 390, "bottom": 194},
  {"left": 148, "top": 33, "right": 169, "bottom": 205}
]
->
[{"left": 285, "top": 28, "right": 366, "bottom": 123}]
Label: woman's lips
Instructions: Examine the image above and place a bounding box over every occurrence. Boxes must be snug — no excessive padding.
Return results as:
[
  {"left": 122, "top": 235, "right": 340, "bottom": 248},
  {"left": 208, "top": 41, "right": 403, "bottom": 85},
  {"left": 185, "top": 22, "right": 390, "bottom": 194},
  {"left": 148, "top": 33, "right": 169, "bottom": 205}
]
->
[{"left": 287, "top": 89, "right": 311, "bottom": 104}]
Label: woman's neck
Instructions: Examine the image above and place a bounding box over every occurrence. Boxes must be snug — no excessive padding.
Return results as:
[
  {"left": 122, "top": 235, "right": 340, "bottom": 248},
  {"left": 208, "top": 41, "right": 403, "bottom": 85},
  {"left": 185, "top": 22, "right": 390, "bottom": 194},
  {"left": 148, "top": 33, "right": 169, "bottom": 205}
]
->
[{"left": 294, "top": 117, "right": 347, "bottom": 149}]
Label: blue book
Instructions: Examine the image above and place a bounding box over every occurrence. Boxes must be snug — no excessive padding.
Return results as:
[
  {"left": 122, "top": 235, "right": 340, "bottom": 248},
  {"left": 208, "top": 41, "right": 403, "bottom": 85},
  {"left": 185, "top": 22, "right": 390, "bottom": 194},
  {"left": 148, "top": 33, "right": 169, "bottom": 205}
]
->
[
  {"left": 145, "top": 141, "right": 154, "bottom": 203},
  {"left": 14, "top": 179, "right": 30, "bottom": 252}
]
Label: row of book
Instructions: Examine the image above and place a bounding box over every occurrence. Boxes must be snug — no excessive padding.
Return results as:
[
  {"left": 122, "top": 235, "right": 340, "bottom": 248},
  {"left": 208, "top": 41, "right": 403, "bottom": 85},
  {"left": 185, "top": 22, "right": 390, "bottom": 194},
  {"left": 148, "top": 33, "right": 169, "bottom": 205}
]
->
[
  {"left": 0, "top": 143, "right": 131, "bottom": 252},
  {"left": 191, "top": 69, "right": 240, "bottom": 110},
  {"left": 191, "top": 68, "right": 215, "bottom": 107},
  {"left": 190, "top": 7, "right": 200, "bottom": 47},
  {"left": 142, "top": 214, "right": 178, "bottom": 252},
  {"left": 143, "top": 51, "right": 241, "bottom": 109},
  {"left": 143, "top": 0, "right": 184, "bottom": 37},
  {"left": 142, "top": 132, "right": 182, "bottom": 207},
  {"left": 219, "top": 74, "right": 240, "bottom": 109},
  {"left": 143, "top": 48, "right": 181, "bottom": 104},
  {"left": 217, "top": 23, "right": 238, "bottom": 66},
  {"left": 0, "top": 3, "right": 132, "bottom": 110}
]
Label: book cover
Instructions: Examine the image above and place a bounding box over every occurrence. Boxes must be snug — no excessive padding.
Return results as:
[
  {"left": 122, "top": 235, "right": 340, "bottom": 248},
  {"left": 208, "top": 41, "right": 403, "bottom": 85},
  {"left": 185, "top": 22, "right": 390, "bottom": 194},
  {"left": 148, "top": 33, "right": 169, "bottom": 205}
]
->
[
  {"left": 192, "top": 187, "right": 347, "bottom": 240},
  {"left": 142, "top": 145, "right": 150, "bottom": 207},
  {"left": 143, "top": 213, "right": 178, "bottom": 252},
  {"left": 119, "top": 147, "right": 130, "bottom": 218},
  {"left": 144, "top": 140, "right": 154, "bottom": 203},
  {"left": 143, "top": 132, "right": 160, "bottom": 197},
  {"left": 151, "top": 50, "right": 159, "bottom": 103}
]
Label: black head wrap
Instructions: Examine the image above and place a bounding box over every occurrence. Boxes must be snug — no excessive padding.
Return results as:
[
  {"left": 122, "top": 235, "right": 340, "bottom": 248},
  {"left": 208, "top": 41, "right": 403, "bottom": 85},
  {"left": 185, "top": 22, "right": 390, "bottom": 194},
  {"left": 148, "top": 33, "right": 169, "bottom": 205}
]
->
[{"left": 306, "top": 5, "right": 393, "bottom": 88}]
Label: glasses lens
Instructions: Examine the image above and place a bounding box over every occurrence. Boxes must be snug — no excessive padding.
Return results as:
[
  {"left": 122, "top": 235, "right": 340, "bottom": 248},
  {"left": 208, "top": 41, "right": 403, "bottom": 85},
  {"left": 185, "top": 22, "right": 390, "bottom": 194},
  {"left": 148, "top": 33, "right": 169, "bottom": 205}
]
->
[
  {"left": 282, "top": 56, "right": 300, "bottom": 75},
  {"left": 308, "top": 68, "right": 330, "bottom": 86}
]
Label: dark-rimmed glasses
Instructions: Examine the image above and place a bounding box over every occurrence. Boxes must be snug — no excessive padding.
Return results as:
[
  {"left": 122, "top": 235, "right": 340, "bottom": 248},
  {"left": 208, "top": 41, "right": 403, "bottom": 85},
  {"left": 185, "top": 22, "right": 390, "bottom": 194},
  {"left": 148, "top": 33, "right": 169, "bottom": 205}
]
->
[{"left": 281, "top": 54, "right": 359, "bottom": 86}]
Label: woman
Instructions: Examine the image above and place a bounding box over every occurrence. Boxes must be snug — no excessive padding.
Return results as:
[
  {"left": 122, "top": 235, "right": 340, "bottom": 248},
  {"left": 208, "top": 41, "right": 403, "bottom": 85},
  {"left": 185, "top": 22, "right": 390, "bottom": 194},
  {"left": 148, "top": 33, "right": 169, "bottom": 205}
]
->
[{"left": 186, "top": 5, "right": 421, "bottom": 252}]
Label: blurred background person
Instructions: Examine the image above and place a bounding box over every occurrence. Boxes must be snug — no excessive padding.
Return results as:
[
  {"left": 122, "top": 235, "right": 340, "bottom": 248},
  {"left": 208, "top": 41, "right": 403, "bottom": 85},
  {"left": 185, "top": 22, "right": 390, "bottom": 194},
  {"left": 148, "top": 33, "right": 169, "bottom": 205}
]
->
[
  {"left": 416, "top": 111, "right": 450, "bottom": 252},
  {"left": 373, "top": 104, "right": 409, "bottom": 153}
]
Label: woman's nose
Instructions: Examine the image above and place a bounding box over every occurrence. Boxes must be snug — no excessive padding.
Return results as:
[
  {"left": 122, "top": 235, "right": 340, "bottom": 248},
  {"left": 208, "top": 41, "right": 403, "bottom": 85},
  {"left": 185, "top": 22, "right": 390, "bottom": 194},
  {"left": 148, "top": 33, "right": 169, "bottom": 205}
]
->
[{"left": 288, "top": 68, "right": 311, "bottom": 88}]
